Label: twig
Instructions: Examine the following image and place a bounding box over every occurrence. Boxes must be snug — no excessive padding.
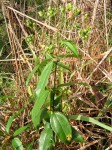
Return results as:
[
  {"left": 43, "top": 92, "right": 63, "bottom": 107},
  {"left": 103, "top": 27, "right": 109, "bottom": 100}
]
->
[
  {"left": 88, "top": 47, "right": 112, "bottom": 81},
  {"left": 7, "top": 6, "right": 58, "bottom": 32}
]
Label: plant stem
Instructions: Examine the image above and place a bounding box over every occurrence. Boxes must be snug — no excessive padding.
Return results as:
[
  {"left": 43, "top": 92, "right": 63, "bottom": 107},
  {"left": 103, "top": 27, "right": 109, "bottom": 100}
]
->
[{"left": 52, "top": 61, "right": 58, "bottom": 111}]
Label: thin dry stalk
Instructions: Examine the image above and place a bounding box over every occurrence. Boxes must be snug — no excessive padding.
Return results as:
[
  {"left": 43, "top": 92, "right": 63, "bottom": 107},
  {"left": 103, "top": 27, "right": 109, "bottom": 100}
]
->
[
  {"left": 91, "top": 0, "right": 99, "bottom": 26},
  {"left": 104, "top": 0, "right": 109, "bottom": 49},
  {"left": 7, "top": 6, "right": 58, "bottom": 32},
  {"left": 78, "top": 138, "right": 104, "bottom": 150},
  {"left": 88, "top": 47, "right": 112, "bottom": 81}
]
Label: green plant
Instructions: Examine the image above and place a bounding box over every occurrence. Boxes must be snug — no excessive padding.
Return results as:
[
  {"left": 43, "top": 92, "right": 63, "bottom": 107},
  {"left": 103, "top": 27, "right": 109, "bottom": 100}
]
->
[
  {"left": 1, "top": 1, "right": 112, "bottom": 149},
  {"left": 78, "top": 26, "right": 91, "bottom": 40},
  {"left": 29, "top": 40, "right": 86, "bottom": 149},
  {"left": 65, "top": 3, "right": 72, "bottom": 11},
  {"left": 47, "top": 7, "right": 57, "bottom": 18},
  {"left": 38, "top": 10, "right": 46, "bottom": 20},
  {"left": 74, "top": 8, "right": 81, "bottom": 16},
  {"left": 25, "top": 34, "right": 34, "bottom": 45},
  {"left": 3, "top": 40, "right": 112, "bottom": 150}
]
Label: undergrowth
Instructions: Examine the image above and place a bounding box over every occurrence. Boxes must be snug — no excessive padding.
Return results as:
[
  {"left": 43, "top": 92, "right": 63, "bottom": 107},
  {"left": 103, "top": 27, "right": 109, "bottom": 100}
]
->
[{"left": 0, "top": 0, "right": 112, "bottom": 150}]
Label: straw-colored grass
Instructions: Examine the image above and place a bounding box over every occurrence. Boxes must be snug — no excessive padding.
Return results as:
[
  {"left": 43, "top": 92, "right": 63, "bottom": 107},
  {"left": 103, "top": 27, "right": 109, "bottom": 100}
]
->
[{"left": 0, "top": 0, "right": 112, "bottom": 149}]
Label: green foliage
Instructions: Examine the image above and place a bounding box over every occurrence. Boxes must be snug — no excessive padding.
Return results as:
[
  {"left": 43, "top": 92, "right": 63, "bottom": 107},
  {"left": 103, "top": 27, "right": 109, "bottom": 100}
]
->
[
  {"left": 78, "top": 26, "right": 91, "bottom": 40},
  {"left": 57, "top": 62, "right": 70, "bottom": 71},
  {"left": 38, "top": 10, "right": 46, "bottom": 19},
  {"left": 38, "top": 6, "right": 57, "bottom": 20},
  {"left": 35, "top": 62, "right": 53, "bottom": 97},
  {"left": 26, "top": 65, "right": 39, "bottom": 86},
  {"left": 45, "top": 44, "right": 53, "bottom": 53},
  {"left": 62, "top": 40, "right": 80, "bottom": 57},
  {"left": 13, "top": 125, "right": 30, "bottom": 137},
  {"left": 74, "top": 8, "right": 81, "bottom": 16},
  {"left": 71, "top": 127, "right": 85, "bottom": 143},
  {"left": 47, "top": 7, "right": 57, "bottom": 18},
  {"left": 2, "top": 36, "right": 112, "bottom": 149},
  {"left": 30, "top": 40, "right": 112, "bottom": 149},
  {"left": 3, "top": 39, "right": 111, "bottom": 149},
  {"left": 25, "top": 40, "right": 86, "bottom": 149},
  {"left": 39, "top": 123, "right": 53, "bottom": 150},
  {"left": 6, "top": 116, "right": 15, "bottom": 133},
  {"left": 31, "top": 90, "right": 49, "bottom": 128},
  {"left": 59, "top": 5, "right": 65, "bottom": 13},
  {"left": 65, "top": 3, "right": 72, "bottom": 11},
  {"left": 1, "top": 2, "right": 112, "bottom": 149},
  {"left": 26, "top": 19, "right": 36, "bottom": 30},
  {"left": 25, "top": 34, "right": 34, "bottom": 45},
  {"left": 69, "top": 115, "right": 112, "bottom": 132},
  {"left": 12, "top": 138, "right": 24, "bottom": 150},
  {"left": 50, "top": 112, "right": 72, "bottom": 143}
]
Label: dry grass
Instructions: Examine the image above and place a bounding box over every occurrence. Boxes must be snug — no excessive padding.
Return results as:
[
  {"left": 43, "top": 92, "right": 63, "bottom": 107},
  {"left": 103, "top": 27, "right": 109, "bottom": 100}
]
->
[{"left": 0, "top": 0, "right": 112, "bottom": 149}]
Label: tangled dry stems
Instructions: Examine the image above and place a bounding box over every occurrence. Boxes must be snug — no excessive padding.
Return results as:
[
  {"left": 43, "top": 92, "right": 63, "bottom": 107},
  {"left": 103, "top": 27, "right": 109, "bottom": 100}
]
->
[{"left": 0, "top": 0, "right": 112, "bottom": 149}]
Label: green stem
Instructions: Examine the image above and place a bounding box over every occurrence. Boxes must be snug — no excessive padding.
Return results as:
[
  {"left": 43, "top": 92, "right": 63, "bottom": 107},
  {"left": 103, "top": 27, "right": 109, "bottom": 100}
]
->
[{"left": 52, "top": 61, "right": 57, "bottom": 111}]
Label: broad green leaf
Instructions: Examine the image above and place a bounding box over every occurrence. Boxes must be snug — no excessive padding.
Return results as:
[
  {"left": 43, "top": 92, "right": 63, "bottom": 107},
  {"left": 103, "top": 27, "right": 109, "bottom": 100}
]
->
[
  {"left": 36, "top": 62, "right": 53, "bottom": 97},
  {"left": 71, "top": 127, "right": 85, "bottom": 143},
  {"left": 69, "top": 115, "right": 112, "bottom": 132},
  {"left": 31, "top": 90, "right": 49, "bottom": 128},
  {"left": 26, "top": 59, "right": 52, "bottom": 86},
  {"left": 6, "top": 116, "right": 15, "bottom": 133},
  {"left": 13, "top": 125, "right": 29, "bottom": 137},
  {"left": 50, "top": 112, "right": 72, "bottom": 143},
  {"left": 39, "top": 123, "right": 53, "bottom": 150},
  {"left": 38, "top": 59, "right": 52, "bottom": 75},
  {"left": 41, "top": 109, "right": 52, "bottom": 122},
  {"left": 32, "top": 110, "right": 42, "bottom": 129},
  {"left": 62, "top": 40, "right": 79, "bottom": 57},
  {"left": 12, "top": 138, "right": 24, "bottom": 150},
  {"left": 40, "top": 108, "right": 48, "bottom": 121},
  {"left": 26, "top": 65, "right": 39, "bottom": 86}
]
